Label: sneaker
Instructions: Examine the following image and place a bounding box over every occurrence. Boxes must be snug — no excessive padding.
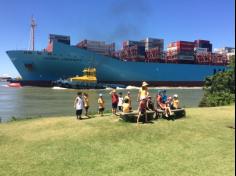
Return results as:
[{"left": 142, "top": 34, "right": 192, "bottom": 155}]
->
[{"left": 165, "top": 114, "right": 169, "bottom": 117}]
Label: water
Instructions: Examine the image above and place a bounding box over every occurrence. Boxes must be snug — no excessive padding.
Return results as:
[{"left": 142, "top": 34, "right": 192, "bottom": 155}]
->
[{"left": 0, "top": 82, "right": 203, "bottom": 122}]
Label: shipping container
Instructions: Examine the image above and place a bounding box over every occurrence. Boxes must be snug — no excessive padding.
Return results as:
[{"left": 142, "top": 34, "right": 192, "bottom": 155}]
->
[{"left": 194, "top": 47, "right": 208, "bottom": 53}]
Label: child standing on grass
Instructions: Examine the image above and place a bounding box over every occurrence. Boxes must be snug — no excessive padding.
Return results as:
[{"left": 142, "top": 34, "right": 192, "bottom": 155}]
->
[
  {"left": 74, "top": 92, "right": 84, "bottom": 120},
  {"left": 98, "top": 93, "right": 105, "bottom": 116},
  {"left": 118, "top": 92, "right": 123, "bottom": 112},
  {"left": 83, "top": 93, "right": 89, "bottom": 116}
]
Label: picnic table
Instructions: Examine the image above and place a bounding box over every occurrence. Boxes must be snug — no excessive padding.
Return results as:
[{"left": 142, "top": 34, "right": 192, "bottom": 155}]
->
[
  {"left": 119, "top": 110, "right": 155, "bottom": 122},
  {"left": 156, "top": 108, "right": 186, "bottom": 119}
]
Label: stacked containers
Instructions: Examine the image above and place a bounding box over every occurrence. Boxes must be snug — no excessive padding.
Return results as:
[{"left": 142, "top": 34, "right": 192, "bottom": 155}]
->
[
  {"left": 194, "top": 40, "right": 212, "bottom": 52},
  {"left": 122, "top": 40, "right": 145, "bottom": 60},
  {"left": 141, "top": 38, "right": 164, "bottom": 51},
  {"left": 167, "top": 41, "right": 195, "bottom": 60},
  {"left": 76, "top": 40, "right": 115, "bottom": 56}
]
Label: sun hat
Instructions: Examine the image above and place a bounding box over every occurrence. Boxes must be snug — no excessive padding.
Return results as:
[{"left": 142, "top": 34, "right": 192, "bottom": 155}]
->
[
  {"left": 142, "top": 81, "right": 148, "bottom": 87},
  {"left": 173, "top": 94, "right": 178, "bottom": 98},
  {"left": 99, "top": 93, "right": 103, "bottom": 97}
]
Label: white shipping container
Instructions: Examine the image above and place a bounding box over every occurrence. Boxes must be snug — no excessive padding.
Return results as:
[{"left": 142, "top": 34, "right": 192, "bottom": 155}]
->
[{"left": 167, "top": 47, "right": 177, "bottom": 51}]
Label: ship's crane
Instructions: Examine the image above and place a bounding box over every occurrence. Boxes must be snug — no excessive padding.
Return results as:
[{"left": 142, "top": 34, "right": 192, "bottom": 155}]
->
[{"left": 29, "top": 17, "right": 36, "bottom": 51}]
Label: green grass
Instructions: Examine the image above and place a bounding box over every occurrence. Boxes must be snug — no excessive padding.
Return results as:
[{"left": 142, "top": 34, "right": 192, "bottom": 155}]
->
[{"left": 0, "top": 106, "right": 235, "bottom": 176}]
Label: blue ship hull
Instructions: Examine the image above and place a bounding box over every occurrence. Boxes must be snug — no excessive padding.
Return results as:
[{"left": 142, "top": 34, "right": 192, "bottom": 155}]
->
[{"left": 6, "top": 42, "right": 227, "bottom": 86}]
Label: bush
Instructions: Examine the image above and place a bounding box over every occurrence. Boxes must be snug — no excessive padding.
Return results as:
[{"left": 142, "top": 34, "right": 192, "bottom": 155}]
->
[{"left": 199, "top": 55, "right": 235, "bottom": 107}]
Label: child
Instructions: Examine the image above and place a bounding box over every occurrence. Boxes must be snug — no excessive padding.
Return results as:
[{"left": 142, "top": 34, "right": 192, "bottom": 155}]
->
[
  {"left": 122, "top": 98, "right": 131, "bottom": 113},
  {"left": 118, "top": 92, "right": 123, "bottom": 112},
  {"left": 146, "top": 96, "right": 158, "bottom": 118},
  {"left": 162, "top": 90, "right": 167, "bottom": 103},
  {"left": 172, "top": 94, "right": 180, "bottom": 109},
  {"left": 74, "top": 92, "right": 84, "bottom": 120},
  {"left": 124, "top": 91, "right": 132, "bottom": 111},
  {"left": 137, "top": 98, "right": 147, "bottom": 125},
  {"left": 98, "top": 93, "right": 105, "bottom": 116},
  {"left": 156, "top": 91, "right": 172, "bottom": 117},
  {"left": 109, "top": 89, "right": 118, "bottom": 115},
  {"left": 83, "top": 93, "right": 89, "bottom": 116}
]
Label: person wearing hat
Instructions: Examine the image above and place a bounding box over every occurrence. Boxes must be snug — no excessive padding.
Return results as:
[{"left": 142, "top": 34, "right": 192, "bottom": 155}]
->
[
  {"left": 98, "top": 93, "right": 105, "bottom": 116},
  {"left": 137, "top": 97, "right": 148, "bottom": 126},
  {"left": 109, "top": 89, "right": 119, "bottom": 115},
  {"left": 137, "top": 81, "right": 150, "bottom": 101},
  {"left": 172, "top": 94, "right": 180, "bottom": 109}
]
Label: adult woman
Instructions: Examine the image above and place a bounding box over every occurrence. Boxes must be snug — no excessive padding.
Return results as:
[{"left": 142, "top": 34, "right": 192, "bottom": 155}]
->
[{"left": 137, "top": 81, "right": 149, "bottom": 101}]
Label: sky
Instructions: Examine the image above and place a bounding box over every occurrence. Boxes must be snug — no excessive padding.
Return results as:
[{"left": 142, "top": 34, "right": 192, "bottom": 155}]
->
[{"left": 0, "top": 0, "right": 235, "bottom": 77}]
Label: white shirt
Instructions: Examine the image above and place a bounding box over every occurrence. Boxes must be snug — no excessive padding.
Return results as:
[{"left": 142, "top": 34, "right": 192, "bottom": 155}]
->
[
  {"left": 118, "top": 97, "right": 123, "bottom": 106},
  {"left": 75, "top": 96, "right": 83, "bottom": 110}
]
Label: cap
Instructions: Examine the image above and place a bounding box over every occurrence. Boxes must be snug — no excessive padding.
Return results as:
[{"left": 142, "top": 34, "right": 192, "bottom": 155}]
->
[
  {"left": 142, "top": 81, "right": 148, "bottom": 87},
  {"left": 173, "top": 94, "right": 178, "bottom": 98},
  {"left": 99, "top": 93, "right": 103, "bottom": 97}
]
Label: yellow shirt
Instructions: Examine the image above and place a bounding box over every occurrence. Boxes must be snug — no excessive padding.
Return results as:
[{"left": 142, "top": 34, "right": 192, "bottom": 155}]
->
[
  {"left": 84, "top": 97, "right": 89, "bottom": 107},
  {"left": 139, "top": 88, "right": 148, "bottom": 99},
  {"left": 124, "top": 95, "right": 131, "bottom": 107},
  {"left": 173, "top": 99, "right": 179, "bottom": 109},
  {"left": 98, "top": 98, "right": 105, "bottom": 108},
  {"left": 122, "top": 103, "right": 130, "bottom": 113}
]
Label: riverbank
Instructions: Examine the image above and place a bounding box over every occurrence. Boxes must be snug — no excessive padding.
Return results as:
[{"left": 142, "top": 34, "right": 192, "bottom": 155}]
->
[{"left": 0, "top": 105, "right": 234, "bottom": 176}]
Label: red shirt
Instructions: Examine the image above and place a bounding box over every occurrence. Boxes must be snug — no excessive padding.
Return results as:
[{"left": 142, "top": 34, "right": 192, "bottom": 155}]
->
[{"left": 111, "top": 93, "right": 118, "bottom": 104}]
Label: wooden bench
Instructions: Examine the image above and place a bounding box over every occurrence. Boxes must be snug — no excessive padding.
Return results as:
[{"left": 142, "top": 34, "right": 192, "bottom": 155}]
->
[
  {"left": 156, "top": 108, "right": 186, "bottom": 120},
  {"left": 119, "top": 110, "right": 155, "bottom": 122}
]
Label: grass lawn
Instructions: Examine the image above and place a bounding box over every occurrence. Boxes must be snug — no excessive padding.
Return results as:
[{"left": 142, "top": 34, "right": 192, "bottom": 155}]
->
[{"left": 0, "top": 105, "right": 235, "bottom": 176}]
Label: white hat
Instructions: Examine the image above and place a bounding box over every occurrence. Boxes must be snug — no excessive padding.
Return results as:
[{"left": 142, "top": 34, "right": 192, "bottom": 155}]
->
[
  {"left": 142, "top": 81, "right": 148, "bottom": 87},
  {"left": 173, "top": 94, "right": 178, "bottom": 98},
  {"left": 99, "top": 93, "right": 103, "bottom": 97}
]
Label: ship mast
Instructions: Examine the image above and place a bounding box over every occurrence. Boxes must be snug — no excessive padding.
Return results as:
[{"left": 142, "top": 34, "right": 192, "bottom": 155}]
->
[{"left": 29, "top": 17, "right": 36, "bottom": 51}]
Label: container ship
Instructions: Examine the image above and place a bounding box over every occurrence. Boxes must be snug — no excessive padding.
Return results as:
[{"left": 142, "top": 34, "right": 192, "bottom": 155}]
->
[{"left": 6, "top": 20, "right": 229, "bottom": 87}]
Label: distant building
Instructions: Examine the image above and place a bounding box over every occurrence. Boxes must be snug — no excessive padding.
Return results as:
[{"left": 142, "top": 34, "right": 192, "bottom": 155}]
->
[{"left": 214, "top": 47, "right": 235, "bottom": 60}]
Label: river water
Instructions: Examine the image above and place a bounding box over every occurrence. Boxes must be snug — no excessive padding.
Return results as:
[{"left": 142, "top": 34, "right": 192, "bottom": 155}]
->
[{"left": 0, "top": 82, "right": 203, "bottom": 122}]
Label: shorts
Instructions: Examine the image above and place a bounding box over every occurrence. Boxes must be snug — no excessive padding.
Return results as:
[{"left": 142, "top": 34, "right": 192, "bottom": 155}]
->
[
  {"left": 99, "top": 108, "right": 104, "bottom": 112},
  {"left": 118, "top": 106, "right": 122, "bottom": 111},
  {"left": 76, "top": 109, "right": 82, "bottom": 116},
  {"left": 139, "top": 109, "right": 146, "bottom": 114},
  {"left": 112, "top": 103, "right": 118, "bottom": 109},
  {"left": 85, "top": 106, "right": 89, "bottom": 110}
]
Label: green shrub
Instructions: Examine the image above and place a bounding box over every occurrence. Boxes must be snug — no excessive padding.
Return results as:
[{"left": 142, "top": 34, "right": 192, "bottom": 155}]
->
[{"left": 199, "top": 55, "right": 235, "bottom": 107}]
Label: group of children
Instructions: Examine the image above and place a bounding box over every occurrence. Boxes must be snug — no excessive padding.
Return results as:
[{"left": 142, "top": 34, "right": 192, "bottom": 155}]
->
[{"left": 73, "top": 81, "right": 180, "bottom": 122}]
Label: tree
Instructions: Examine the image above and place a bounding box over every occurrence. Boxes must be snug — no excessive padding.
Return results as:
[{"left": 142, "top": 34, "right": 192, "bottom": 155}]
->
[{"left": 199, "top": 55, "right": 235, "bottom": 107}]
